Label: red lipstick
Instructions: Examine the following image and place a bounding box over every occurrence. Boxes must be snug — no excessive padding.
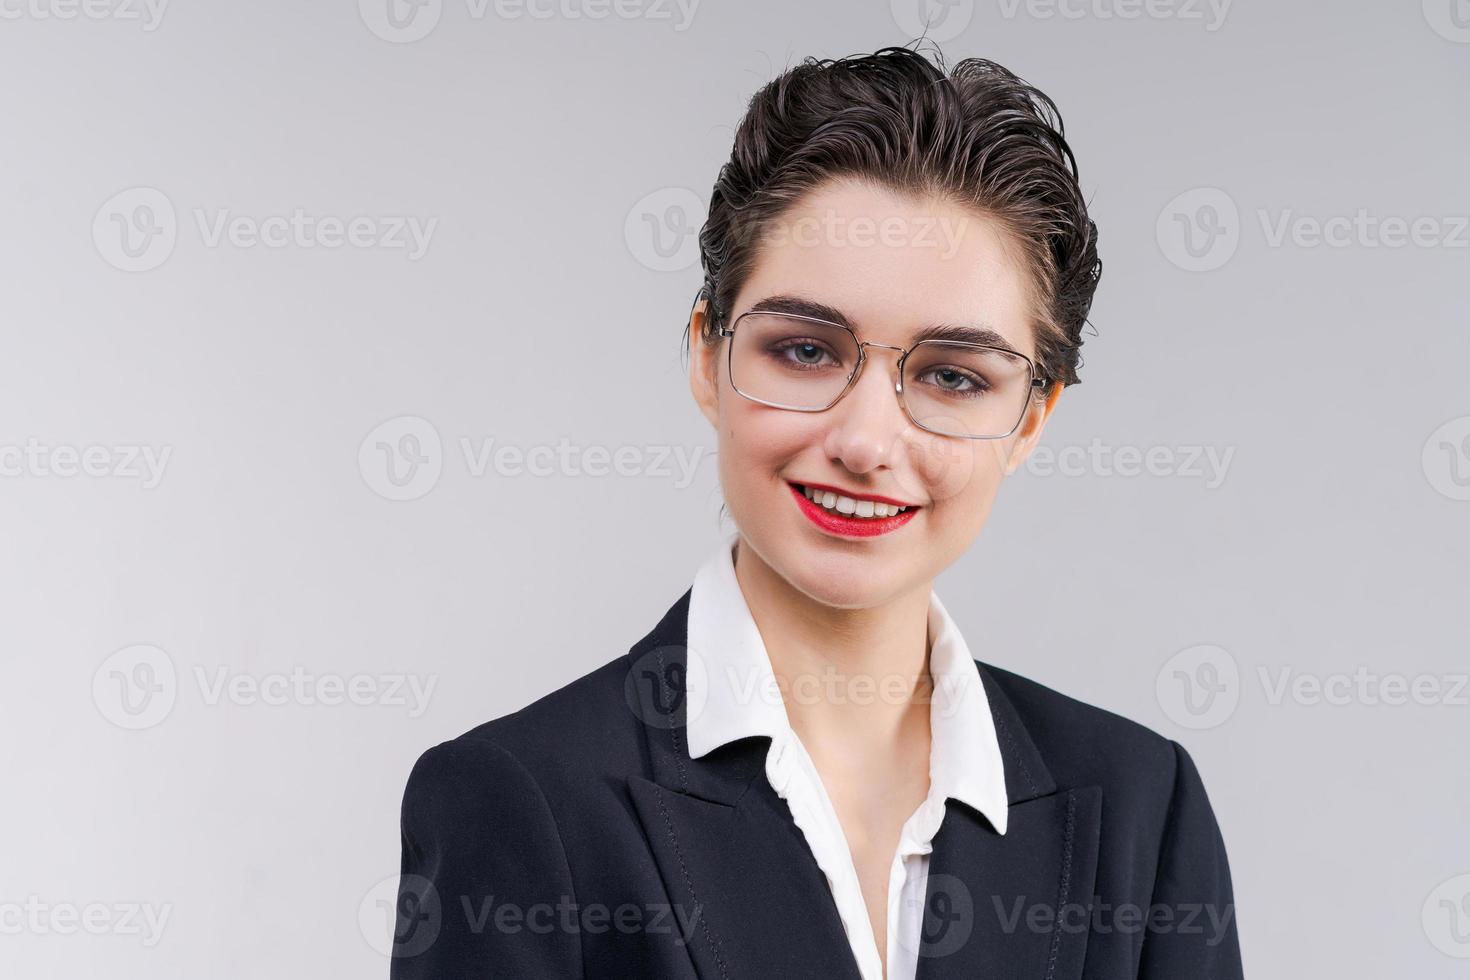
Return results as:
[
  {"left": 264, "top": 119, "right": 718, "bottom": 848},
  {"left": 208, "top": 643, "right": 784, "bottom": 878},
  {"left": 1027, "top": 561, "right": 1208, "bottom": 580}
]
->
[{"left": 788, "top": 482, "right": 919, "bottom": 538}]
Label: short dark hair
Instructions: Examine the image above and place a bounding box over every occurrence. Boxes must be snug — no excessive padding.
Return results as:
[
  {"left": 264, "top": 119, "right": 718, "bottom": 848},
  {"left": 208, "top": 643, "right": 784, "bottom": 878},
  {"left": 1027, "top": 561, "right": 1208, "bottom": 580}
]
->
[{"left": 686, "top": 43, "right": 1101, "bottom": 396}]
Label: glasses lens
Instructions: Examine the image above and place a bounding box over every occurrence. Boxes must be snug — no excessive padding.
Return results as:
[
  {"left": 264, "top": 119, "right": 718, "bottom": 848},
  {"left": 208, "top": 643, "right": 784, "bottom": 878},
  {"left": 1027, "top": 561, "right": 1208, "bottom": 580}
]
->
[
  {"left": 728, "top": 313, "right": 859, "bottom": 410},
  {"left": 902, "top": 341, "right": 1033, "bottom": 438}
]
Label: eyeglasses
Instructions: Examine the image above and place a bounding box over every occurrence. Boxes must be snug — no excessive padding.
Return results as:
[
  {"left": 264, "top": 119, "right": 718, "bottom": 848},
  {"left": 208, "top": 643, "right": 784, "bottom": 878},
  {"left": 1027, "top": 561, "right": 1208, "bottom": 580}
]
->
[{"left": 716, "top": 310, "right": 1045, "bottom": 440}]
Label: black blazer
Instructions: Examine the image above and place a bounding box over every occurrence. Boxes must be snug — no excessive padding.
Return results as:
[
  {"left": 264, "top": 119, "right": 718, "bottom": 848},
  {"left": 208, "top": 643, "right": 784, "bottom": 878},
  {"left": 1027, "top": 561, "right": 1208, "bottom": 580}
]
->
[{"left": 390, "top": 588, "right": 1244, "bottom": 979}]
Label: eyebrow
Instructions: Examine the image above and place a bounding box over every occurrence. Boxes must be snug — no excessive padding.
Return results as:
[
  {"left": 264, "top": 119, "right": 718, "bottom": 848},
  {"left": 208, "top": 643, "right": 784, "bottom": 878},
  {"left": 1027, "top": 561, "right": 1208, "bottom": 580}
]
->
[{"left": 746, "top": 294, "right": 1025, "bottom": 356}]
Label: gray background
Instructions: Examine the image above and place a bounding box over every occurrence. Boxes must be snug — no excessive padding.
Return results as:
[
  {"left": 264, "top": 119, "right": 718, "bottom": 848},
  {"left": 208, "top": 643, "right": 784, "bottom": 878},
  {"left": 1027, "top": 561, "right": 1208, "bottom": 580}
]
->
[{"left": 2, "top": 1, "right": 1467, "bottom": 977}]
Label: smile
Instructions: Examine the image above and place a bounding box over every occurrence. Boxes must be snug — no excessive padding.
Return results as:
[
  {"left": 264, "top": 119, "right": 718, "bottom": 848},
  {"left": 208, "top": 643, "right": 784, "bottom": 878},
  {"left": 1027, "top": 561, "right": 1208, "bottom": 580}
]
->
[{"left": 788, "top": 482, "right": 920, "bottom": 538}]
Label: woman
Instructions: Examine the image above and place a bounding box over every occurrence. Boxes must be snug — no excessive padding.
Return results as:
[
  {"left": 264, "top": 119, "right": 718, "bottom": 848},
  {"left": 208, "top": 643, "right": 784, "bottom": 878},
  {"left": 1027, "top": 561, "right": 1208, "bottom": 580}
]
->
[{"left": 390, "top": 45, "right": 1243, "bottom": 980}]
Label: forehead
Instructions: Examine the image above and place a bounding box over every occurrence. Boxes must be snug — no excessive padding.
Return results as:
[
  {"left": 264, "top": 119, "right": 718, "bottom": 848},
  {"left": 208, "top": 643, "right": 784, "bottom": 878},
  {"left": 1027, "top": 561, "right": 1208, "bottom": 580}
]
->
[{"left": 733, "top": 177, "right": 1036, "bottom": 354}]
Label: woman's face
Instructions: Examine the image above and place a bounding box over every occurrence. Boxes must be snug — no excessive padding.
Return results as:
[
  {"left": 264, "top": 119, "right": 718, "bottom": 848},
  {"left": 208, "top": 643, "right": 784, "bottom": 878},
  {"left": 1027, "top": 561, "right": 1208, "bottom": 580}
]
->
[{"left": 690, "top": 177, "right": 1063, "bottom": 609}]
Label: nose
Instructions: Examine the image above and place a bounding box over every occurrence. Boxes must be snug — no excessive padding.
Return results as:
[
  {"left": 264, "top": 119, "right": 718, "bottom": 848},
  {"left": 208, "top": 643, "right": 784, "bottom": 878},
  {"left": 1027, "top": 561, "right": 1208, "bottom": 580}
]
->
[{"left": 820, "top": 344, "right": 909, "bottom": 474}]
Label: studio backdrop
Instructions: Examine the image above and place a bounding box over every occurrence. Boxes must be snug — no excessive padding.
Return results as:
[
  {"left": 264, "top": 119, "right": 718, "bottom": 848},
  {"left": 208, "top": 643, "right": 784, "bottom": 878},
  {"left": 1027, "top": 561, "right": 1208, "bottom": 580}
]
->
[{"left": 1, "top": 3, "right": 1467, "bottom": 978}]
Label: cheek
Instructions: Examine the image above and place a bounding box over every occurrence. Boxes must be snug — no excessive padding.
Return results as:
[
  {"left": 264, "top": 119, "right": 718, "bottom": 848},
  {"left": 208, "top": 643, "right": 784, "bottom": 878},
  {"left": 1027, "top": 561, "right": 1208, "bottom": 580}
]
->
[
  {"left": 930, "top": 452, "right": 1005, "bottom": 535},
  {"left": 891, "top": 430, "right": 1013, "bottom": 509},
  {"left": 715, "top": 395, "right": 809, "bottom": 471}
]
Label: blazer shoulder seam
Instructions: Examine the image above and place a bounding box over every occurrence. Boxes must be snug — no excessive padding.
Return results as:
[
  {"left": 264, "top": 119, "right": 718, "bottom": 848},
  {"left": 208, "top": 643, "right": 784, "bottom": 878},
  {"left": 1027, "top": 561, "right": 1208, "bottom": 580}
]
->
[
  {"left": 454, "top": 732, "right": 587, "bottom": 978},
  {"left": 1148, "top": 739, "right": 1188, "bottom": 889}
]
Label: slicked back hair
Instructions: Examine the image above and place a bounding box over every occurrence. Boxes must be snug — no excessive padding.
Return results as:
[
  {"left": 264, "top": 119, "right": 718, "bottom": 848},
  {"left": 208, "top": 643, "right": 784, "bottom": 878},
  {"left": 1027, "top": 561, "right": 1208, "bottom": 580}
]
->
[{"left": 687, "top": 44, "right": 1101, "bottom": 397}]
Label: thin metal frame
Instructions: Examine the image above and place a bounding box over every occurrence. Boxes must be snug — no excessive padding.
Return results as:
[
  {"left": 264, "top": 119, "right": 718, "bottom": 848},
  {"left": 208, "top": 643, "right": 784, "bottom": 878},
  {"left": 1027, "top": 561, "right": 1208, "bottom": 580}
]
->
[{"left": 716, "top": 309, "right": 1046, "bottom": 440}]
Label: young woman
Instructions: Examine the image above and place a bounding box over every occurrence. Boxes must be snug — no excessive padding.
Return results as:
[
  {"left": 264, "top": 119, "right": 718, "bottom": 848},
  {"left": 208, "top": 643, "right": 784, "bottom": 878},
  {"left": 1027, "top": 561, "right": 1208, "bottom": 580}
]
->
[{"left": 390, "top": 45, "right": 1243, "bottom": 980}]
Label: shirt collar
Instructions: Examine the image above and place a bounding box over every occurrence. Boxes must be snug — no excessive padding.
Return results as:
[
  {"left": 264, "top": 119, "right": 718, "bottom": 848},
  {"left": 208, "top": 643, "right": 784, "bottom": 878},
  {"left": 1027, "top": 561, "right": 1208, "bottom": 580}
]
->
[{"left": 685, "top": 530, "right": 1009, "bottom": 835}]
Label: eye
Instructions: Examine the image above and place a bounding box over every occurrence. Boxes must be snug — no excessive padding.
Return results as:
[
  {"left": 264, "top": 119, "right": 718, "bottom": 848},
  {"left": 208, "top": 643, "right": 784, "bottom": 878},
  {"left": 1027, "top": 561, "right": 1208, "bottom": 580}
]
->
[
  {"left": 769, "top": 338, "right": 841, "bottom": 369},
  {"left": 916, "top": 365, "right": 991, "bottom": 396}
]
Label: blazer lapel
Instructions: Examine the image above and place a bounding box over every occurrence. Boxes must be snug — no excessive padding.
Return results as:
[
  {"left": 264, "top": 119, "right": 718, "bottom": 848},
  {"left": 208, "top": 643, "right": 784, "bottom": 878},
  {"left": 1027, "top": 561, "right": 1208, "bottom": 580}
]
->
[
  {"left": 621, "top": 588, "right": 1104, "bottom": 980},
  {"left": 914, "top": 665, "right": 1103, "bottom": 980},
  {"left": 624, "top": 588, "right": 863, "bottom": 980}
]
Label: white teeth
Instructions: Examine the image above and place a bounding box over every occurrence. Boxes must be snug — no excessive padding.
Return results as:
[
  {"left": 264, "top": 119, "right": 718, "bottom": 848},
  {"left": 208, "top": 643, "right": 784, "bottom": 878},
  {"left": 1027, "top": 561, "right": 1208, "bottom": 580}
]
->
[{"left": 800, "top": 485, "right": 909, "bottom": 518}]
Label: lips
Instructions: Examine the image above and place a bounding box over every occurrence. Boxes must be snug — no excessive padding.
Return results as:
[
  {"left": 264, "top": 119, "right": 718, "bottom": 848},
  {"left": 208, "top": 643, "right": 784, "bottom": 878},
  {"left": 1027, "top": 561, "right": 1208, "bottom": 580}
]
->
[
  {"left": 794, "top": 481, "right": 918, "bottom": 510},
  {"left": 788, "top": 482, "right": 920, "bottom": 538}
]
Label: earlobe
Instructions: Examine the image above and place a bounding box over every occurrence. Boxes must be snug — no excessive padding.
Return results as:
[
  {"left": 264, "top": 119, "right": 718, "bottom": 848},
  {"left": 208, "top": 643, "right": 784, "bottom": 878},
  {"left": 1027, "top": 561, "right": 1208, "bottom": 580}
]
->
[
  {"left": 1003, "top": 382, "right": 1065, "bottom": 476},
  {"left": 688, "top": 298, "right": 722, "bottom": 427}
]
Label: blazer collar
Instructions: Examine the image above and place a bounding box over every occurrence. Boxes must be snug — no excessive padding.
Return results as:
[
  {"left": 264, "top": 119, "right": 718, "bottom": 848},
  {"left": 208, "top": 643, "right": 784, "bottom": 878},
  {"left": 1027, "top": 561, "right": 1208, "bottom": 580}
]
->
[
  {"left": 632, "top": 585, "right": 1056, "bottom": 810},
  {"left": 623, "top": 587, "right": 1097, "bottom": 980},
  {"left": 684, "top": 531, "right": 1012, "bottom": 834}
]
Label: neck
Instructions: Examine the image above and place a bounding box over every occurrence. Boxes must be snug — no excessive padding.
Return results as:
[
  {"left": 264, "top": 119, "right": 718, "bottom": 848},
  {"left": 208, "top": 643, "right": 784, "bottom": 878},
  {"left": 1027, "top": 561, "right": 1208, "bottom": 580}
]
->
[{"left": 731, "top": 534, "right": 935, "bottom": 755}]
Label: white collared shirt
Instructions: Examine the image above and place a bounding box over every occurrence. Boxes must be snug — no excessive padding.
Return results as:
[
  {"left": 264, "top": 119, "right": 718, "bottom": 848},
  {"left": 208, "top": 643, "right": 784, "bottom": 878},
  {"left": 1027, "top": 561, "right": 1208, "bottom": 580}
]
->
[{"left": 685, "top": 531, "right": 1009, "bottom": 980}]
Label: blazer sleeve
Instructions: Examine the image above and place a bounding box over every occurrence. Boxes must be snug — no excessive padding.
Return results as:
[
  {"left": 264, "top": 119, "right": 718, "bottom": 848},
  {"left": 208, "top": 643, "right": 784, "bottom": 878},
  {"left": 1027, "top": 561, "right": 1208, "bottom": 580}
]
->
[
  {"left": 1136, "top": 740, "right": 1244, "bottom": 980},
  {"left": 389, "top": 737, "right": 584, "bottom": 979}
]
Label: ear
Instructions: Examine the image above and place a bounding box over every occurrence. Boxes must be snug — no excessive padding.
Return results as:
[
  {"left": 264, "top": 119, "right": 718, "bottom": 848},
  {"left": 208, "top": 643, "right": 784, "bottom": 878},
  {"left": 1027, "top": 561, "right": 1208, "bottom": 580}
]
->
[
  {"left": 688, "top": 296, "right": 722, "bottom": 428},
  {"left": 1003, "top": 381, "right": 1064, "bottom": 476}
]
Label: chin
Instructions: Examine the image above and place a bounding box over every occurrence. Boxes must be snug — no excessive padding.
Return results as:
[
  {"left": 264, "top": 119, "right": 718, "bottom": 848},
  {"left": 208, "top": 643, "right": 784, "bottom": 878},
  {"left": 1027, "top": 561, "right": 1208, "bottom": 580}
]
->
[{"left": 777, "top": 542, "right": 921, "bottom": 609}]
